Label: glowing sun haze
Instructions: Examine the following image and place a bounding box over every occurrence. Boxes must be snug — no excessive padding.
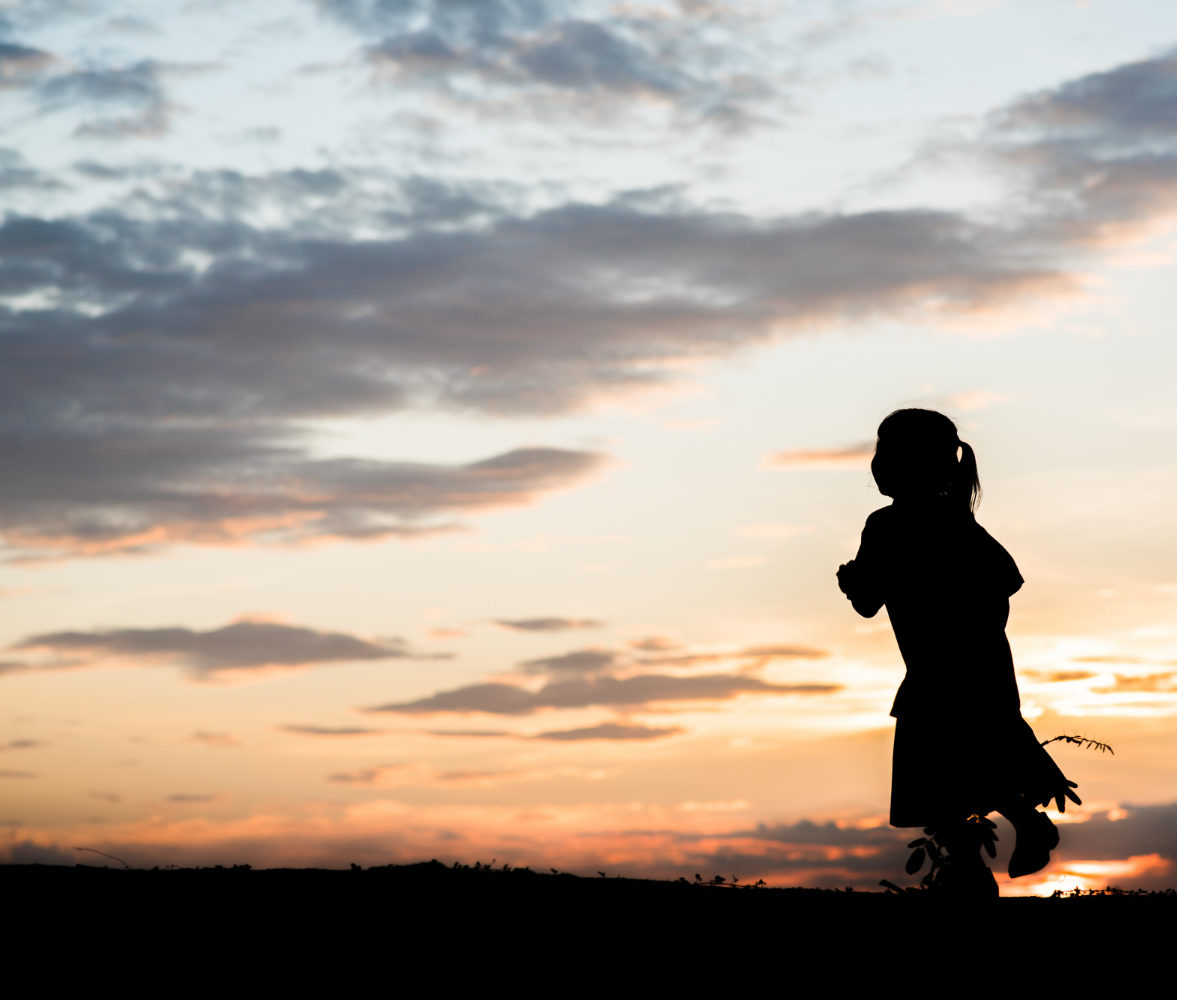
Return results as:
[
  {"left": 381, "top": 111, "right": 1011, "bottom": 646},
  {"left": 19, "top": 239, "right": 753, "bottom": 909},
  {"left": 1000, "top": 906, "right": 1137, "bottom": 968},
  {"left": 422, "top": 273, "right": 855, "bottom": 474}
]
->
[{"left": 2, "top": 0, "right": 1176, "bottom": 895}]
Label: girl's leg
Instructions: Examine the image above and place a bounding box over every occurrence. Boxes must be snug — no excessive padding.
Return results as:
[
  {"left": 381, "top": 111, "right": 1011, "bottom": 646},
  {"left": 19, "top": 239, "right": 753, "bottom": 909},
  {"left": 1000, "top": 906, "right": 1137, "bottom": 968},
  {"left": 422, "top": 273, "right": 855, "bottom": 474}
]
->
[{"left": 931, "top": 816, "right": 999, "bottom": 899}]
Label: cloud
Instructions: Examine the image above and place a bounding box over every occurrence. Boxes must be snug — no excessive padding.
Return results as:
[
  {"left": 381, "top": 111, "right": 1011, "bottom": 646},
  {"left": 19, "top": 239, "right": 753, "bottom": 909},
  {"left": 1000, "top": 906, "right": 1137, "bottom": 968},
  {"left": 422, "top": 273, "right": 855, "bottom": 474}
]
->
[
  {"left": 989, "top": 51, "right": 1177, "bottom": 246},
  {"left": 0, "top": 658, "right": 77, "bottom": 678},
  {"left": 765, "top": 443, "right": 874, "bottom": 468},
  {"left": 514, "top": 640, "right": 827, "bottom": 676},
  {"left": 426, "top": 729, "right": 512, "bottom": 738},
  {"left": 1051, "top": 802, "right": 1177, "bottom": 892},
  {"left": 0, "top": 739, "right": 44, "bottom": 751},
  {"left": 190, "top": 731, "right": 239, "bottom": 747},
  {"left": 1072, "top": 655, "right": 1177, "bottom": 666},
  {"left": 10, "top": 620, "right": 438, "bottom": 679},
  {"left": 0, "top": 149, "right": 66, "bottom": 191},
  {"left": 37, "top": 60, "right": 177, "bottom": 138},
  {"left": 519, "top": 647, "right": 625, "bottom": 675},
  {"left": 1093, "top": 673, "right": 1177, "bottom": 694},
  {"left": 503, "top": 20, "right": 691, "bottom": 96},
  {"left": 493, "top": 617, "right": 604, "bottom": 632},
  {"left": 7, "top": 48, "right": 1177, "bottom": 565},
  {"left": 0, "top": 427, "right": 605, "bottom": 558},
  {"left": 638, "top": 643, "right": 829, "bottom": 667},
  {"left": 0, "top": 769, "right": 36, "bottom": 778},
  {"left": 1, "top": 840, "right": 77, "bottom": 865},
  {"left": 166, "top": 793, "right": 219, "bottom": 803},
  {"left": 1022, "top": 670, "right": 1097, "bottom": 683},
  {"left": 427, "top": 627, "right": 469, "bottom": 640},
  {"left": 627, "top": 636, "right": 682, "bottom": 652},
  {"left": 328, "top": 0, "right": 774, "bottom": 130},
  {"left": 280, "top": 724, "right": 382, "bottom": 736},
  {"left": 366, "top": 672, "right": 840, "bottom": 715},
  {"left": 532, "top": 722, "right": 685, "bottom": 741},
  {"left": 327, "top": 764, "right": 406, "bottom": 785},
  {"left": 0, "top": 42, "right": 55, "bottom": 86}
]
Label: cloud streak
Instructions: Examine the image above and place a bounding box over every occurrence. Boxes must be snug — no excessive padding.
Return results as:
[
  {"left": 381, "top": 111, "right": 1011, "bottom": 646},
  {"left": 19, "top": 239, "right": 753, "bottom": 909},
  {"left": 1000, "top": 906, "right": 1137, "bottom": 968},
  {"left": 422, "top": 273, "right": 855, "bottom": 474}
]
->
[
  {"left": 532, "top": 722, "right": 684, "bottom": 741},
  {"left": 366, "top": 672, "right": 840, "bottom": 715},
  {"left": 765, "top": 444, "right": 874, "bottom": 468},
  {"left": 10, "top": 620, "right": 441, "bottom": 679},
  {"left": 493, "top": 617, "right": 603, "bottom": 632}
]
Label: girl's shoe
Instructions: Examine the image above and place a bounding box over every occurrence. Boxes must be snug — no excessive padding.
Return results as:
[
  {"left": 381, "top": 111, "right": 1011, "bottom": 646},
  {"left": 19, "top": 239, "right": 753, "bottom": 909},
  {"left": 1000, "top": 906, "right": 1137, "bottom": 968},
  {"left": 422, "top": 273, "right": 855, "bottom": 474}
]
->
[{"left": 1008, "top": 810, "right": 1059, "bottom": 878}]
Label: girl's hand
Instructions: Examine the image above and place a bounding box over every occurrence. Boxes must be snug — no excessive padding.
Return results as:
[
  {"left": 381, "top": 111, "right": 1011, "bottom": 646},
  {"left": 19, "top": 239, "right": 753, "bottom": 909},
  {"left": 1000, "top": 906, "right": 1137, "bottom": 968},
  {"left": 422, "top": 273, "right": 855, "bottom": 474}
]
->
[
  {"left": 837, "top": 560, "right": 884, "bottom": 617},
  {"left": 836, "top": 560, "right": 858, "bottom": 597},
  {"left": 1042, "top": 780, "right": 1082, "bottom": 813}
]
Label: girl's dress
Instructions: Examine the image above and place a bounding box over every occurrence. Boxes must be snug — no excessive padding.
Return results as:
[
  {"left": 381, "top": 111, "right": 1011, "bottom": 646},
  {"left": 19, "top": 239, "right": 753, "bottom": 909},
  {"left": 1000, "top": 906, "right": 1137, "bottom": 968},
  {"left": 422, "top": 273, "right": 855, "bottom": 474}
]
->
[{"left": 848, "top": 496, "right": 1069, "bottom": 827}]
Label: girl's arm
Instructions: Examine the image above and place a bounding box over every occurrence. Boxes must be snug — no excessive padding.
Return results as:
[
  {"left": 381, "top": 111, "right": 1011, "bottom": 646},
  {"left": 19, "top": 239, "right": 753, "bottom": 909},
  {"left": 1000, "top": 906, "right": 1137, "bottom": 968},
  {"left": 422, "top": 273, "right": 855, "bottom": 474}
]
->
[
  {"left": 837, "top": 511, "right": 887, "bottom": 618},
  {"left": 838, "top": 560, "right": 884, "bottom": 617}
]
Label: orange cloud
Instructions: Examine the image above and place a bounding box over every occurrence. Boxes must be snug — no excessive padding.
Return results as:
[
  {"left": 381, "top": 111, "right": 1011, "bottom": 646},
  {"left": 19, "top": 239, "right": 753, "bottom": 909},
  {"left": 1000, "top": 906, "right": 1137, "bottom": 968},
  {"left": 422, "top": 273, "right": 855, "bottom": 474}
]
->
[{"left": 764, "top": 444, "right": 873, "bottom": 468}]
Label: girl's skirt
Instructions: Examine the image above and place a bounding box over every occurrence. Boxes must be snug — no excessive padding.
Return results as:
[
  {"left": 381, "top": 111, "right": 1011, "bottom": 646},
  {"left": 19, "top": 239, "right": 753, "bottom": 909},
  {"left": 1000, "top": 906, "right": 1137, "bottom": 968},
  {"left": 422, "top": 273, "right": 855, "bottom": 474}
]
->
[{"left": 889, "top": 713, "right": 1070, "bottom": 828}]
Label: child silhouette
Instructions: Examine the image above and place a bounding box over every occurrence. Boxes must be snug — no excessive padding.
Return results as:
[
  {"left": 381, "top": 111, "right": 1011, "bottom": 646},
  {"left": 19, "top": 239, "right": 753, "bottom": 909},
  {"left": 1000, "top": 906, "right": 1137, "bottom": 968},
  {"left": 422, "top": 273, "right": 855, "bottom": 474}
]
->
[{"left": 838, "top": 409, "right": 1078, "bottom": 894}]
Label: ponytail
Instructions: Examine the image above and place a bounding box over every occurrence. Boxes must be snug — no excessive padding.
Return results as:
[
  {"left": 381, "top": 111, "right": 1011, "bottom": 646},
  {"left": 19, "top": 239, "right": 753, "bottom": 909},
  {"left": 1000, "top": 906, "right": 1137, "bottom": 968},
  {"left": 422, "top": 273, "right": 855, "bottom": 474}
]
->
[{"left": 955, "top": 440, "right": 982, "bottom": 513}]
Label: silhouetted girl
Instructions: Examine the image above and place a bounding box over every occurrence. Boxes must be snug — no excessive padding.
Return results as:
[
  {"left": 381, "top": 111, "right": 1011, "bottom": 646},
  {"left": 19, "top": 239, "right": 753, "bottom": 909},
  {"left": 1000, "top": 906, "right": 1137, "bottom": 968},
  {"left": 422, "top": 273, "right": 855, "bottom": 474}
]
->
[{"left": 837, "top": 408, "right": 1078, "bottom": 894}]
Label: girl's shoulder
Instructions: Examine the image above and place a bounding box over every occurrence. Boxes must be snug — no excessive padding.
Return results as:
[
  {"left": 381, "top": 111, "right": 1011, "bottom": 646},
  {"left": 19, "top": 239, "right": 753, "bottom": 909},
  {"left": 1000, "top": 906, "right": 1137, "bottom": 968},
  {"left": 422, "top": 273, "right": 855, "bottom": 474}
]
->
[
  {"left": 859, "top": 505, "right": 898, "bottom": 546},
  {"left": 862, "top": 504, "right": 896, "bottom": 534},
  {"left": 862, "top": 500, "right": 971, "bottom": 542}
]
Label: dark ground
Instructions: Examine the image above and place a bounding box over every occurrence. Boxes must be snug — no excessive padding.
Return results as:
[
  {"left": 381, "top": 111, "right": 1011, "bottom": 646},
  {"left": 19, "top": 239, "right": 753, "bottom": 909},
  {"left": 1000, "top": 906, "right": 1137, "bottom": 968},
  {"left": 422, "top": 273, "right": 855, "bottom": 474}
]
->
[{"left": 7, "top": 861, "right": 1171, "bottom": 981}]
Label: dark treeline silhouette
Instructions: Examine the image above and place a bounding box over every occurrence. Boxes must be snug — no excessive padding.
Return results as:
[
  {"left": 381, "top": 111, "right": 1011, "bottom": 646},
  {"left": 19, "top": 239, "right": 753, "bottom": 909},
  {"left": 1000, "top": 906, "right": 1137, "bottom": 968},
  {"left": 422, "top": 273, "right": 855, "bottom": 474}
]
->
[{"left": 839, "top": 409, "right": 1079, "bottom": 896}]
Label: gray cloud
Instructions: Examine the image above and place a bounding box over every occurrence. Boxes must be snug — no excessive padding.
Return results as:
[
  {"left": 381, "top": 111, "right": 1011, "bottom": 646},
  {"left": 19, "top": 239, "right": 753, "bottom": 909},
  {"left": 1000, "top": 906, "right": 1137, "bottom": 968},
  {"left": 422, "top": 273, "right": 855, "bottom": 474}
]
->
[
  {"left": 37, "top": 60, "right": 176, "bottom": 138},
  {"left": 5, "top": 48, "right": 1175, "bottom": 565},
  {"left": 0, "top": 739, "right": 46, "bottom": 751},
  {"left": 190, "top": 730, "right": 239, "bottom": 747},
  {"left": 513, "top": 641, "right": 828, "bottom": 677},
  {"left": 0, "top": 41, "right": 55, "bottom": 85},
  {"left": 498, "top": 20, "right": 690, "bottom": 96},
  {"left": 519, "top": 647, "right": 623, "bottom": 675},
  {"left": 2, "top": 174, "right": 1052, "bottom": 558},
  {"left": 0, "top": 427, "right": 604, "bottom": 557},
  {"left": 11, "top": 620, "right": 437, "bottom": 678},
  {"left": 532, "top": 722, "right": 684, "bottom": 741},
  {"left": 0, "top": 149, "right": 66, "bottom": 191},
  {"left": 1052, "top": 802, "right": 1177, "bottom": 892},
  {"left": 166, "top": 793, "right": 219, "bottom": 803},
  {"left": 426, "top": 728, "right": 511, "bottom": 738},
  {"left": 494, "top": 617, "right": 603, "bottom": 632},
  {"left": 1, "top": 2, "right": 96, "bottom": 32},
  {"left": 327, "top": 763, "right": 404, "bottom": 784},
  {"left": 990, "top": 51, "right": 1177, "bottom": 246},
  {"left": 366, "top": 672, "right": 840, "bottom": 715},
  {"left": 0, "top": 840, "right": 77, "bottom": 865},
  {"left": 280, "top": 724, "right": 382, "bottom": 736},
  {"left": 328, "top": 0, "right": 774, "bottom": 131}
]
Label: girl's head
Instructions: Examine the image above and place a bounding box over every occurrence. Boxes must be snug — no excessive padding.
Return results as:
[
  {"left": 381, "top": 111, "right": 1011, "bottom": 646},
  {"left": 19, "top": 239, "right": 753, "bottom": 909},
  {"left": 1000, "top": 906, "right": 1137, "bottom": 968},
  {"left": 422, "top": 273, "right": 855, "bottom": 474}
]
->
[{"left": 871, "top": 408, "right": 981, "bottom": 512}]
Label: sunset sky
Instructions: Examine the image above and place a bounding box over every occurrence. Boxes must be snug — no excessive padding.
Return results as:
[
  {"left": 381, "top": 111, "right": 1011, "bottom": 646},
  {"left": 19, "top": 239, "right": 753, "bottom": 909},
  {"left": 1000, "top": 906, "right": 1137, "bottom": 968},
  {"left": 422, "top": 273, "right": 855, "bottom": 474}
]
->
[{"left": 3, "top": 0, "right": 1176, "bottom": 894}]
